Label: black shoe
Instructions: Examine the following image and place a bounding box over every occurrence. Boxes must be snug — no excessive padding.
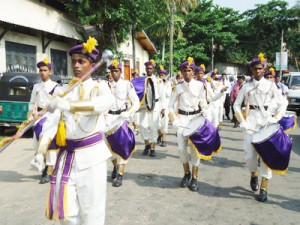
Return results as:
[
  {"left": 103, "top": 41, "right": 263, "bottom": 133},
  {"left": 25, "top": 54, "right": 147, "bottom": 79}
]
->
[
  {"left": 157, "top": 135, "right": 162, "bottom": 144},
  {"left": 160, "top": 141, "right": 167, "bottom": 147},
  {"left": 250, "top": 176, "right": 259, "bottom": 191},
  {"left": 257, "top": 189, "right": 268, "bottom": 202},
  {"left": 226, "top": 115, "right": 230, "bottom": 120},
  {"left": 233, "top": 122, "right": 238, "bottom": 128},
  {"left": 39, "top": 174, "right": 50, "bottom": 184},
  {"left": 180, "top": 172, "right": 191, "bottom": 188},
  {"left": 189, "top": 178, "right": 199, "bottom": 192},
  {"left": 143, "top": 144, "right": 150, "bottom": 155},
  {"left": 149, "top": 150, "right": 156, "bottom": 157},
  {"left": 111, "top": 166, "right": 118, "bottom": 180},
  {"left": 112, "top": 174, "right": 123, "bottom": 187}
]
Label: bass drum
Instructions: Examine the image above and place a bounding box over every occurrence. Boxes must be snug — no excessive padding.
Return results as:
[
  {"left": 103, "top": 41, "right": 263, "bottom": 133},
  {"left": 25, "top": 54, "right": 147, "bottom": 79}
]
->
[{"left": 131, "top": 76, "right": 155, "bottom": 111}]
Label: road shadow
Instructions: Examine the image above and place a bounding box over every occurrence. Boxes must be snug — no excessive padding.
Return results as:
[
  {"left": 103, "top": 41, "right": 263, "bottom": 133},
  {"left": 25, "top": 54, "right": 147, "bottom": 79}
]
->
[
  {"left": 263, "top": 194, "right": 300, "bottom": 213},
  {"left": 131, "top": 149, "right": 178, "bottom": 160},
  {"left": 0, "top": 170, "right": 40, "bottom": 183},
  {"left": 201, "top": 156, "right": 245, "bottom": 169}
]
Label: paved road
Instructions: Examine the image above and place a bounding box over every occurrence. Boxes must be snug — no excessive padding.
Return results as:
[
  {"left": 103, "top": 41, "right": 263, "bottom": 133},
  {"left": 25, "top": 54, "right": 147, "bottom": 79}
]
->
[{"left": 0, "top": 118, "right": 299, "bottom": 225}]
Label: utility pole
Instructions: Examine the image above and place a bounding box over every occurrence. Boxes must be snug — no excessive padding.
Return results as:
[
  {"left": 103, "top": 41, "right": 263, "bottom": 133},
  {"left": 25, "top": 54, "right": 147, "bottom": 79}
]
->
[
  {"left": 279, "top": 29, "right": 284, "bottom": 79},
  {"left": 169, "top": 0, "right": 175, "bottom": 77},
  {"left": 211, "top": 37, "right": 214, "bottom": 70}
]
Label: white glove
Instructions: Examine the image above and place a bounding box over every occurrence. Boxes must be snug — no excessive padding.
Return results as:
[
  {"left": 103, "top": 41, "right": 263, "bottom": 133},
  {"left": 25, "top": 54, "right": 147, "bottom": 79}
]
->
[
  {"left": 30, "top": 154, "right": 45, "bottom": 172},
  {"left": 267, "top": 117, "right": 277, "bottom": 124},
  {"left": 120, "top": 111, "right": 130, "bottom": 120},
  {"left": 239, "top": 121, "right": 248, "bottom": 132},
  {"left": 172, "top": 120, "right": 181, "bottom": 130},
  {"left": 201, "top": 110, "right": 207, "bottom": 118},
  {"left": 47, "top": 96, "right": 71, "bottom": 113}
]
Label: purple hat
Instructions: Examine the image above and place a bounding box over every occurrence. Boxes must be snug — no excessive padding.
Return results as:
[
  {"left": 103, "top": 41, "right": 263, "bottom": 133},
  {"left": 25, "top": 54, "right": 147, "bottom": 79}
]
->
[
  {"left": 69, "top": 36, "right": 99, "bottom": 61},
  {"left": 179, "top": 57, "right": 195, "bottom": 71},
  {"left": 108, "top": 59, "right": 122, "bottom": 71},
  {"left": 144, "top": 59, "right": 156, "bottom": 68},
  {"left": 249, "top": 53, "right": 267, "bottom": 68},
  {"left": 132, "top": 69, "right": 139, "bottom": 76},
  {"left": 158, "top": 65, "right": 167, "bottom": 74},
  {"left": 264, "top": 67, "right": 275, "bottom": 77},
  {"left": 37, "top": 58, "right": 52, "bottom": 69},
  {"left": 210, "top": 69, "right": 218, "bottom": 76},
  {"left": 194, "top": 64, "right": 206, "bottom": 73}
]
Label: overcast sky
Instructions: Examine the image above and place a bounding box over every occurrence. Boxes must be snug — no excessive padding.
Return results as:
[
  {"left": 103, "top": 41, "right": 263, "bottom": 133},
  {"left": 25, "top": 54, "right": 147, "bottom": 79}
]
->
[{"left": 212, "top": 0, "right": 296, "bottom": 12}]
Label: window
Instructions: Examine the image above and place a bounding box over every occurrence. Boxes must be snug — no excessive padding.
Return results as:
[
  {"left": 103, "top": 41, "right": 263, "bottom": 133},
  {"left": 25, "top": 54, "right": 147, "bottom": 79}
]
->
[
  {"left": 51, "top": 49, "right": 67, "bottom": 76},
  {"left": 6, "top": 41, "right": 36, "bottom": 73}
]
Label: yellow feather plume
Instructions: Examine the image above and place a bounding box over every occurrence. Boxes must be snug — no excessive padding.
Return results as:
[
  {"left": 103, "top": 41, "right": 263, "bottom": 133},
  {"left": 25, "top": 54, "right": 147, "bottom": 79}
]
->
[
  {"left": 200, "top": 64, "right": 205, "bottom": 70},
  {"left": 135, "top": 69, "right": 138, "bottom": 73},
  {"left": 160, "top": 65, "right": 164, "bottom": 71},
  {"left": 214, "top": 69, "right": 218, "bottom": 73},
  {"left": 258, "top": 53, "right": 266, "bottom": 62},
  {"left": 187, "top": 57, "right": 194, "bottom": 66},
  {"left": 112, "top": 59, "right": 119, "bottom": 68},
  {"left": 269, "top": 67, "right": 275, "bottom": 75},
  {"left": 150, "top": 59, "right": 155, "bottom": 65},
  {"left": 43, "top": 58, "right": 49, "bottom": 65},
  {"left": 82, "top": 36, "right": 98, "bottom": 54}
]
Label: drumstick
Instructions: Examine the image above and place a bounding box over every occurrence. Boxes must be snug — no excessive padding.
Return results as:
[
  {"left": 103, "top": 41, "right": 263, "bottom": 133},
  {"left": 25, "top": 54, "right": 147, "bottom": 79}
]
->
[{"left": 179, "top": 126, "right": 190, "bottom": 129}]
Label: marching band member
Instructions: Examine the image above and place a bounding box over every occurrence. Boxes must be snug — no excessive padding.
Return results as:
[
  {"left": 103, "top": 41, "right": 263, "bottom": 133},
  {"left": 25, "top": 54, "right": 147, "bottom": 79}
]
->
[
  {"left": 31, "top": 37, "right": 114, "bottom": 224},
  {"left": 106, "top": 59, "right": 140, "bottom": 187},
  {"left": 234, "top": 53, "right": 288, "bottom": 202},
  {"left": 230, "top": 75, "right": 245, "bottom": 128},
  {"left": 131, "top": 70, "right": 141, "bottom": 135},
  {"left": 221, "top": 73, "right": 232, "bottom": 121},
  {"left": 157, "top": 65, "right": 172, "bottom": 147},
  {"left": 140, "top": 60, "right": 166, "bottom": 157},
  {"left": 169, "top": 57, "right": 208, "bottom": 192},
  {"left": 29, "top": 58, "right": 58, "bottom": 184}
]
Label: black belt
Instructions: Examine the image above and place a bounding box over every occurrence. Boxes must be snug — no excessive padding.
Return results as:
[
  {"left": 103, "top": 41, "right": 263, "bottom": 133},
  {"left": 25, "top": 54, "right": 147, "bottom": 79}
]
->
[
  {"left": 249, "top": 105, "right": 268, "bottom": 110},
  {"left": 178, "top": 109, "right": 201, "bottom": 116},
  {"left": 108, "top": 109, "right": 126, "bottom": 115},
  {"left": 155, "top": 99, "right": 159, "bottom": 102},
  {"left": 37, "top": 107, "right": 44, "bottom": 112}
]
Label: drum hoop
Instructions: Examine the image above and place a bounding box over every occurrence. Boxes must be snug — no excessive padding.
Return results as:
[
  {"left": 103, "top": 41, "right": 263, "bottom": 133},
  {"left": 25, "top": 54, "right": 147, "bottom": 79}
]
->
[
  {"left": 145, "top": 77, "right": 155, "bottom": 111},
  {"left": 104, "top": 118, "right": 124, "bottom": 136},
  {"left": 252, "top": 124, "right": 280, "bottom": 144},
  {"left": 182, "top": 116, "right": 206, "bottom": 137}
]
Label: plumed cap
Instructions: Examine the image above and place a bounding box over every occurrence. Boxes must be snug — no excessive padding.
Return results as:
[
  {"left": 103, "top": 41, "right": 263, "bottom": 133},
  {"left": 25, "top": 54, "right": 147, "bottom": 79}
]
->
[
  {"left": 249, "top": 53, "right": 267, "bottom": 68},
  {"left": 37, "top": 58, "right": 52, "bottom": 69},
  {"left": 108, "top": 59, "right": 122, "bottom": 70},
  {"left": 179, "top": 57, "right": 195, "bottom": 71},
  {"left": 144, "top": 59, "right": 156, "bottom": 68},
  {"left": 264, "top": 67, "right": 275, "bottom": 77},
  {"left": 158, "top": 65, "right": 167, "bottom": 74},
  {"left": 69, "top": 36, "right": 99, "bottom": 61},
  {"left": 194, "top": 64, "right": 205, "bottom": 73}
]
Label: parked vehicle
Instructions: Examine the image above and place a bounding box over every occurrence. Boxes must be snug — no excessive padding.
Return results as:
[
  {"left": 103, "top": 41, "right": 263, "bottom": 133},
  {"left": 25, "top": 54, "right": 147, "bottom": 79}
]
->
[
  {"left": 0, "top": 72, "right": 67, "bottom": 129},
  {"left": 282, "top": 72, "right": 300, "bottom": 113}
]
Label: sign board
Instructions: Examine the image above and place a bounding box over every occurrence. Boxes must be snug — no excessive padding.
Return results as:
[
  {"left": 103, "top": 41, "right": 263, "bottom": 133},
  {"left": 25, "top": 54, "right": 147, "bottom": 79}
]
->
[{"left": 275, "top": 52, "right": 288, "bottom": 70}]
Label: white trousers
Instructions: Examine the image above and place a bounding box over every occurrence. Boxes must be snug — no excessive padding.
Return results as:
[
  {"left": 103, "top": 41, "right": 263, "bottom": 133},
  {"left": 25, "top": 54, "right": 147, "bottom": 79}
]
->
[
  {"left": 177, "top": 133, "right": 200, "bottom": 167},
  {"left": 54, "top": 153, "right": 107, "bottom": 225},
  {"left": 159, "top": 109, "right": 169, "bottom": 134},
  {"left": 243, "top": 133, "right": 272, "bottom": 179},
  {"left": 139, "top": 104, "right": 160, "bottom": 143}
]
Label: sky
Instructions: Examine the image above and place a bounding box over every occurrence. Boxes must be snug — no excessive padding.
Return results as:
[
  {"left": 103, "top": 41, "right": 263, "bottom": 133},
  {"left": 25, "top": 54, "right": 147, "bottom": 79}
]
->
[{"left": 212, "top": 0, "right": 297, "bottom": 12}]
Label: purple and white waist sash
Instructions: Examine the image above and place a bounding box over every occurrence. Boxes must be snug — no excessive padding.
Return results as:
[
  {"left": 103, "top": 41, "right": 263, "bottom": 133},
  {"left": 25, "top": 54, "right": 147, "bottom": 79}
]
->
[{"left": 46, "top": 132, "right": 103, "bottom": 220}]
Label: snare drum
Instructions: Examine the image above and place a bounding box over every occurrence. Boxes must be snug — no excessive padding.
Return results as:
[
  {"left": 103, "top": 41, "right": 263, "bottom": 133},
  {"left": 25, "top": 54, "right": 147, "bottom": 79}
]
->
[
  {"left": 103, "top": 118, "right": 136, "bottom": 160},
  {"left": 183, "top": 116, "right": 221, "bottom": 160},
  {"left": 278, "top": 111, "right": 297, "bottom": 133},
  {"left": 252, "top": 124, "right": 292, "bottom": 174}
]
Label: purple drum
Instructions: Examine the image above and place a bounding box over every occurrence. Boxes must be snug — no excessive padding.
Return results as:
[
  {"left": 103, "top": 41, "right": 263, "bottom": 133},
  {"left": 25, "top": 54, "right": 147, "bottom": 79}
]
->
[
  {"left": 252, "top": 124, "right": 292, "bottom": 174},
  {"left": 182, "top": 116, "right": 221, "bottom": 160},
  {"left": 278, "top": 111, "right": 297, "bottom": 133},
  {"left": 104, "top": 119, "right": 136, "bottom": 160}
]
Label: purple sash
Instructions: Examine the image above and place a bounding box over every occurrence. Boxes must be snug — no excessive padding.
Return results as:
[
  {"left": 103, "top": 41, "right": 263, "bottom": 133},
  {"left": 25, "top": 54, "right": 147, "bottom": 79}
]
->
[
  {"left": 252, "top": 127, "right": 292, "bottom": 173},
  {"left": 106, "top": 122, "right": 136, "bottom": 160},
  {"left": 131, "top": 76, "right": 146, "bottom": 102},
  {"left": 189, "top": 119, "right": 221, "bottom": 160},
  {"left": 278, "top": 114, "right": 297, "bottom": 132},
  {"left": 46, "top": 133, "right": 103, "bottom": 220}
]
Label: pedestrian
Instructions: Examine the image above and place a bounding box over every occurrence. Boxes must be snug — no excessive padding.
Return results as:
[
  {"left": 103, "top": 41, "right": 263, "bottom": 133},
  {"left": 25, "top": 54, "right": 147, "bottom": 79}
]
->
[
  {"left": 157, "top": 65, "right": 172, "bottom": 147},
  {"left": 31, "top": 37, "right": 114, "bottom": 224},
  {"left": 140, "top": 59, "right": 166, "bottom": 157},
  {"left": 29, "top": 58, "right": 58, "bottom": 184},
  {"left": 234, "top": 53, "right": 288, "bottom": 202},
  {"left": 169, "top": 57, "right": 209, "bottom": 192},
  {"left": 221, "top": 73, "right": 232, "bottom": 120},
  {"left": 106, "top": 59, "right": 140, "bottom": 187},
  {"left": 230, "top": 75, "right": 245, "bottom": 128}
]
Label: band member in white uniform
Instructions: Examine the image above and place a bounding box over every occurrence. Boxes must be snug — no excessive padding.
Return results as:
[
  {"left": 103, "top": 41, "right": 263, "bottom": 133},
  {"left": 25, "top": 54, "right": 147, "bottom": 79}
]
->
[
  {"left": 169, "top": 57, "right": 208, "bottom": 192},
  {"left": 106, "top": 59, "right": 140, "bottom": 187},
  {"left": 140, "top": 60, "right": 166, "bottom": 157},
  {"left": 234, "top": 54, "right": 288, "bottom": 202},
  {"left": 29, "top": 58, "right": 58, "bottom": 184},
  {"left": 157, "top": 65, "right": 172, "bottom": 147},
  {"left": 31, "top": 37, "right": 114, "bottom": 225}
]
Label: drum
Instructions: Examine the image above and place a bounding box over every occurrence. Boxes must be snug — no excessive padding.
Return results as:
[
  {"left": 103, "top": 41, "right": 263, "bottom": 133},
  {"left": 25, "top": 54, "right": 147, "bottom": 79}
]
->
[
  {"left": 278, "top": 111, "right": 297, "bottom": 133},
  {"left": 103, "top": 118, "right": 136, "bottom": 160},
  {"left": 183, "top": 116, "right": 221, "bottom": 160},
  {"left": 252, "top": 124, "right": 292, "bottom": 174},
  {"left": 131, "top": 76, "right": 155, "bottom": 111}
]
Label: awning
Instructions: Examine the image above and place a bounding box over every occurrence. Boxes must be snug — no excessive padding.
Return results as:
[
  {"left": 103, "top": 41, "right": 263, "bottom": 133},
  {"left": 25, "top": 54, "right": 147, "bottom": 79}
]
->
[
  {"left": 0, "top": 0, "right": 84, "bottom": 41},
  {"left": 137, "top": 31, "right": 157, "bottom": 55}
]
